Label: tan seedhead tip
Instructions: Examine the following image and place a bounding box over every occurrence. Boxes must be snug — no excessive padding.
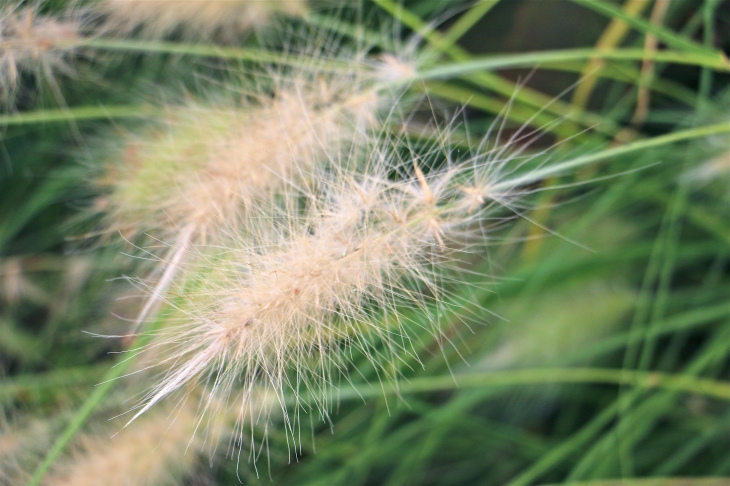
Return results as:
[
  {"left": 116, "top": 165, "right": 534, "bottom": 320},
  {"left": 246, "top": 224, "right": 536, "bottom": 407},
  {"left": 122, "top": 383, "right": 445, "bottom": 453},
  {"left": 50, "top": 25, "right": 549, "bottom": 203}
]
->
[{"left": 374, "top": 53, "right": 418, "bottom": 83}]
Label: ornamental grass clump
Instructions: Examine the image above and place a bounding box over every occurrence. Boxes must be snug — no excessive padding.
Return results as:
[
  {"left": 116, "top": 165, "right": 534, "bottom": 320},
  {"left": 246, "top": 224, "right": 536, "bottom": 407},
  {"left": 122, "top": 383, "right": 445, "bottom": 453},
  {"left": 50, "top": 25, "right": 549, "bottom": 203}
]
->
[
  {"left": 8, "top": 1, "right": 730, "bottom": 485},
  {"left": 50, "top": 8, "right": 588, "bottom": 470}
]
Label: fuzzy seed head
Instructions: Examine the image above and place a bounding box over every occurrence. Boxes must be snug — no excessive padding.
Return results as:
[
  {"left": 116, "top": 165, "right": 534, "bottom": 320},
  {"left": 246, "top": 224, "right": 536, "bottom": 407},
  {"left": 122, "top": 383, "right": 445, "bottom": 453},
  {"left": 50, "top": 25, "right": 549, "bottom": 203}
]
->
[{"left": 0, "top": 4, "right": 80, "bottom": 103}]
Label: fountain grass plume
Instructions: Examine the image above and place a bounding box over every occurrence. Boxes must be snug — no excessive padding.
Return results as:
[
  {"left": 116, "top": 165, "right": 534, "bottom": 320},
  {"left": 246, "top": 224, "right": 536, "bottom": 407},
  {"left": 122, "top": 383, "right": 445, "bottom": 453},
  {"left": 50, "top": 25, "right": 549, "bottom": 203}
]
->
[
  {"left": 123, "top": 117, "right": 542, "bottom": 455},
  {"left": 87, "top": 14, "right": 548, "bottom": 463},
  {"left": 92, "top": 14, "right": 427, "bottom": 249},
  {"left": 0, "top": 2, "right": 82, "bottom": 105}
]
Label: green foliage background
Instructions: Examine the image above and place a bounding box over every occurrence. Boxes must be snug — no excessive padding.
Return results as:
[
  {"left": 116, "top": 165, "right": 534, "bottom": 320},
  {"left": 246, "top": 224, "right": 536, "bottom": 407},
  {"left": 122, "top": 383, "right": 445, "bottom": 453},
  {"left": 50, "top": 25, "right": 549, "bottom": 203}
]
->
[{"left": 1, "top": 0, "right": 729, "bottom": 485}]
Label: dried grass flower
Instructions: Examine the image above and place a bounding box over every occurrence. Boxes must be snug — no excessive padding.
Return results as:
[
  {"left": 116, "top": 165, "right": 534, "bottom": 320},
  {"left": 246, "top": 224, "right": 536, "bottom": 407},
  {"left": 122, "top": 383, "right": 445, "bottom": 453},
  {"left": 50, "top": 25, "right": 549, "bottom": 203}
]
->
[{"left": 93, "top": 56, "right": 384, "bottom": 334}]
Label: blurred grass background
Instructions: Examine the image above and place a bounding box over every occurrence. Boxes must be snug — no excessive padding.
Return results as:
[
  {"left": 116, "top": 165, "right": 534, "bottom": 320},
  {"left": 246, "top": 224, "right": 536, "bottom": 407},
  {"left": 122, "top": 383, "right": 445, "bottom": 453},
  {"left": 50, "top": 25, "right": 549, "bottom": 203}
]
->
[{"left": 1, "top": 0, "right": 729, "bottom": 485}]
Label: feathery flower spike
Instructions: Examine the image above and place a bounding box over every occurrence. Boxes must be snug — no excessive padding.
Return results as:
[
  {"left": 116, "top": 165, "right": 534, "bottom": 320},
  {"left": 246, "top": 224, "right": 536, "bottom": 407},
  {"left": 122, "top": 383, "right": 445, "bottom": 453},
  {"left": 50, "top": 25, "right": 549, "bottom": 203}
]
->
[{"left": 127, "top": 126, "right": 530, "bottom": 452}]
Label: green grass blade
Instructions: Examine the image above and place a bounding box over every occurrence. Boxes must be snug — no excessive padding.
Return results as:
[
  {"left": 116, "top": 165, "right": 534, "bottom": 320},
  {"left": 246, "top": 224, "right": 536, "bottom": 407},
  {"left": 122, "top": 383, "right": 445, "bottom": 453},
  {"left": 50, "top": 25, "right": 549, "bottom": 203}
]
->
[{"left": 67, "top": 39, "right": 353, "bottom": 72}]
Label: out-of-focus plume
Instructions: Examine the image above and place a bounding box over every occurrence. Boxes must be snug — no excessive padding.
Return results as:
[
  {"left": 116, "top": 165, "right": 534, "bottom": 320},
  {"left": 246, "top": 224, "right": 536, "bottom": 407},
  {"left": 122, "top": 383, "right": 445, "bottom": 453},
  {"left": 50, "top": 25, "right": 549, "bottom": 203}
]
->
[
  {"left": 98, "top": 0, "right": 308, "bottom": 40},
  {"left": 45, "top": 404, "right": 202, "bottom": 486},
  {"left": 0, "top": 3, "right": 81, "bottom": 105}
]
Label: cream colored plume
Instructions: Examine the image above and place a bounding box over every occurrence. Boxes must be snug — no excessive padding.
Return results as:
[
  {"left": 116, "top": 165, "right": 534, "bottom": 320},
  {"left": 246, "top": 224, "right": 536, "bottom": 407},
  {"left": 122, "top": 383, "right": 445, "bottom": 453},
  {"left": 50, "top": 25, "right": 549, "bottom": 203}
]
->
[
  {"left": 126, "top": 129, "right": 524, "bottom": 446},
  {"left": 95, "top": 64, "right": 380, "bottom": 335}
]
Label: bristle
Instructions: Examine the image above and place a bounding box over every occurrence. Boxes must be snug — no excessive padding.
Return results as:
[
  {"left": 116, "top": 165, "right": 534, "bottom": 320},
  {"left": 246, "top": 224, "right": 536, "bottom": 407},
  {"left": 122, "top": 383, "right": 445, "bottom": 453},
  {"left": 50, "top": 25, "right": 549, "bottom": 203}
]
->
[{"left": 99, "top": 0, "right": 308, "bottom": 40}]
